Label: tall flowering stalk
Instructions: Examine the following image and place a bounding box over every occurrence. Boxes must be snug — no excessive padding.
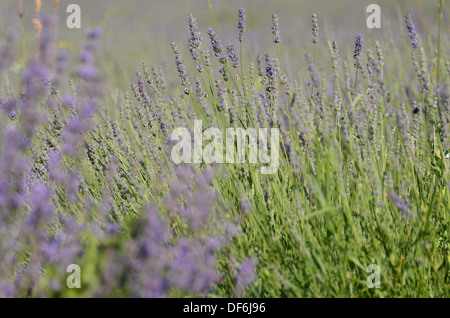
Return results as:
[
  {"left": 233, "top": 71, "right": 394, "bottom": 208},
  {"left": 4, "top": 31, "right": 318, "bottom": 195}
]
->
[
  {"left": 188, "top": 14, "right": 203, "bottom": 72},
  {"left": 238, "top": 8, "right": 246, "bottom": 43},
  {"left": 311, "top": 14, "right": 319, "bottom": 65},
  {"left": 0, "top": 5, "right": 447, "bottom": 299},
  {"left": 329, "top": 41, "right": 340, "bottom": 78},
  {"left": 208, "top": 28, "right": 225, "bottom": 60},
  {"left": 238, "top": 8, "right": 246, "bottom": 80},
  {"left": 227, "top": 43, "right": 239, "bottom": 69},
  {"left": 171, "top": 42, "right": 191, "bottom": 95},
  {"left": 312, "top": 14, "right": 319, "bottom": 44},
  {"left": 207, "top": 28, "right": 229, "bottom": 81},
  {"left": 264, "top": 53, "right": 278, "bottom": 126},
  {"left": 353, "top": 34, "right": 363, "bottom": 92},
  {"left": 405, "top": 14, "right": 419, "bottom": 49},
  {"left": 272, "top": 14, "right": 284, "bottom": 72},
  {"left": 272, "top": 14, "right": 281, "bottom": 44}
]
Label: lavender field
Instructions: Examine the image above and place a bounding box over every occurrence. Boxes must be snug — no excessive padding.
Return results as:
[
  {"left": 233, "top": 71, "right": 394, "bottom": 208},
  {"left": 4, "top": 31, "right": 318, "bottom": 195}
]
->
[{"left": 0, "top": 0, "right": 449, "bottom": 298}]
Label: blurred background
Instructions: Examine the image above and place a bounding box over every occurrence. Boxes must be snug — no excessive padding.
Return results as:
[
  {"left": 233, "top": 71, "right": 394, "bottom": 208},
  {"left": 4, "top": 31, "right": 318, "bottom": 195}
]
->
[{"left": 0, "top": 0, "right": 448, "bottom": 93}]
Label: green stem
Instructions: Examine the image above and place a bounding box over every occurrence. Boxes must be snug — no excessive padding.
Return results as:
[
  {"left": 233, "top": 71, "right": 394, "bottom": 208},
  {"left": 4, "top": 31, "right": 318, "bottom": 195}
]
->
[
  {"left": 240, "top": 41, "right": 244, "bottom": 84},
  {"left": 313, "top": 44, "right": 316, "bottom": 66},
  {"left": 354, "top": 68, "right": 359, "bottom": 94},
  {"left": 277, "top": 43, "right": 284, "bottom": 74}
]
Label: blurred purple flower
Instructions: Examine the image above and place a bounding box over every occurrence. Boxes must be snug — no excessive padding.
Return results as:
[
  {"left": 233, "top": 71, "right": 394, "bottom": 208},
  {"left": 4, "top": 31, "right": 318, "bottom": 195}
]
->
[
  {"left": 312, "top": 14, "right": 319, "bottom": 43},
  {"left": 238, "top": 8, "right": 246, "bottom": 42},
  {"left": 272, "top": 14, "right": 281, "bottom": 43},
  {"left": 405, "top": 14, "right": 419, "bottom": 48}
]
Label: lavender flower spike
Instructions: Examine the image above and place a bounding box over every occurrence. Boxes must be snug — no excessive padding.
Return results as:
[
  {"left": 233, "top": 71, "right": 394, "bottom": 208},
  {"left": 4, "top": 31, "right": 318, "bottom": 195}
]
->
[
  {"left": 405, "top": 14, "right": 419, "bottom": 48},
  {"left": 312, "top": 14, "right": 319, "bottom": 44},
  {"left": 388, "top": 191, "right": 415, "bottom": 219},
  {"left": 171, "top": 42, "right": 191, "bottom": 95},
  {"left": 227, "top": 43, "right": 239, "bottom": 68},
  {"left": 188, "top": 14, "right": 202, "bottom": 61},
  {"left": 353, "top": 34, "right": 363, "bottom": 69},
  {"left": 272, "top": 14, "right": 281, "bottom": 43},
  {"left": 207, "top": 28, "right": 224, "bottom": 58},
  {"left": 238, "top": 8, "right": 246, "bottom": 42}
]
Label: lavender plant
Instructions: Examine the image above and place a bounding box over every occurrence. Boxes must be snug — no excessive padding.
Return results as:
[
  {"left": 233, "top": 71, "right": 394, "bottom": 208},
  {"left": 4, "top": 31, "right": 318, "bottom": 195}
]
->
[{"left": 0, "top": 1, "right": 449, "bottom": 299}]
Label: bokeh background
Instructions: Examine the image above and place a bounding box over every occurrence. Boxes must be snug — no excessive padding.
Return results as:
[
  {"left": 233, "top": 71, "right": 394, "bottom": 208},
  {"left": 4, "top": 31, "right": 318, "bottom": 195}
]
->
[{"left": 1, "top": 0, "right": 448, "bottom": 90}]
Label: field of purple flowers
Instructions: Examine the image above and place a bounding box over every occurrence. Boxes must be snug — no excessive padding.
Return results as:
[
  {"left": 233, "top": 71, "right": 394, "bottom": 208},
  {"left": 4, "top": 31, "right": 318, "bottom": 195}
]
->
[{"left": 0, "top": 0, "right": 449, "bottom": 297}]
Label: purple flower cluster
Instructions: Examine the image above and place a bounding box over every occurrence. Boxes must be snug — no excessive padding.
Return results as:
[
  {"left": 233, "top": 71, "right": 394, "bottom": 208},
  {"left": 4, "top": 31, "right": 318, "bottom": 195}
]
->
[
  {"left": 188, "top": 14, "right": 202, "bottom": 63},
  {"left": 75, "top": 28, "right": 103, "bottom": 84},
  {"left": 238, "top": 8, "right": 246, "bottom": 43},
  {"left": 331, "top": 41, "right": 340, "bottom": 71},
  {"left": 353, "top": 34, "right": 363, "bottom": 69},
  {"left": 0, "top": 23, "right": 106, "bottom": 296},
  {"left": 207, "top": 28, "right": 226, "bottom": 64},
  {"left": 0, "top": 8, "right": 259, "bottom": 299},
  {"left": 272, "top": 14, "right": 281, "bottom": 43},
  {"left": 227, "top": 43, "right": 239, "bottom": 68},
  {"left": 2, "top": 6, "right": 441, "bottom": 299},
  {"left": 312, "top": 14, "right": 319, "bottom": 44},
  {"left": 171, "top": 42, "right": 191, "bottom": 95},
  {"left": 405, "top": 14, "right": 419, "bottom": 48},
  {"left": 388, "top": 191, "right": 414, "bottom": 219}
]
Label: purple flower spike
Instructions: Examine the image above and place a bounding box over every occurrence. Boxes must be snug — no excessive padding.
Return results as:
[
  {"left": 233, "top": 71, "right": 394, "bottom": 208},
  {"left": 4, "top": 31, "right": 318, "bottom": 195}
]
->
[
  {"left": 405, "top": 14, "right": 419, "bottom": 48},
  {"left": 207, "top": 28, "right": 224, "bottom": 58},
  {"left": 353, "top": 34, "right": 363, "bottom": 69},
  {"left": 272, "top": 14, "right": 281, "bottom": 43},
  {"left": 312, "top": 14, "right": 319, "bottom": 43},
  {"left": 188, "top": 14, "right": 202, "bottom": 61},
  {"left": 238, "top": 8, "right": 246, "bottom": 42},
  {"left": 227, "top": 43, "right": 239, "bottom": 68}
]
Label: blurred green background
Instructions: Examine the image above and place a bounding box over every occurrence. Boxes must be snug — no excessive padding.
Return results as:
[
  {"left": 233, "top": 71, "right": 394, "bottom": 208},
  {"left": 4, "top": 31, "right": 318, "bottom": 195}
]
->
[{"left": 0, "top": 0, "right": 448, "bottom": 96}]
